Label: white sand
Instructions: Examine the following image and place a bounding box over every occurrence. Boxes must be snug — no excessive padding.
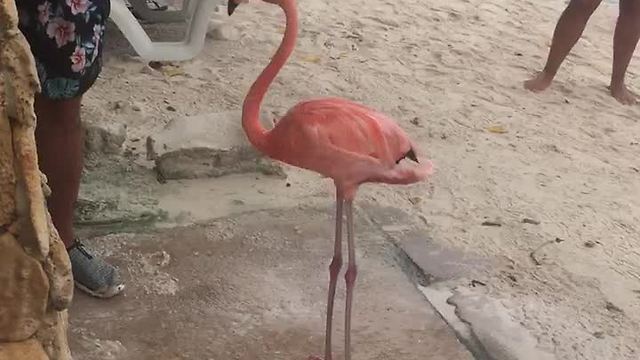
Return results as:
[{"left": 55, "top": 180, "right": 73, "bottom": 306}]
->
[{"left": 90, "top": 0, "right": 640, "bottom": 358}]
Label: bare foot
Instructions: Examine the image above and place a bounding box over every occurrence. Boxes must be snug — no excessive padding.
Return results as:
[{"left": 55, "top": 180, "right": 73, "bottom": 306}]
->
[
  {"left": 524, "top": 71, "right": 554, "bottom": 92},
  {"left": 610, "top": 84, "right": 638, "bottom": 105}
]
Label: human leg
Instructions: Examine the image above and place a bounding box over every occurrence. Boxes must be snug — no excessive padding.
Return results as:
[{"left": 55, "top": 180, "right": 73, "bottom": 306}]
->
[
  {"left": 34, "top": 95, "right": 125, "bottom": 298},
  {"left": 525, "top": 0, "right": 603, "bottom": 92},
  {"left": 34, "top": 96, "right": 83, "bottom": 250},
  {"left": 610, "top": 0, "right": 640, "bottom": 104},
  {"left": 19, "top": 0, "right": 124, "bottom": 298}
]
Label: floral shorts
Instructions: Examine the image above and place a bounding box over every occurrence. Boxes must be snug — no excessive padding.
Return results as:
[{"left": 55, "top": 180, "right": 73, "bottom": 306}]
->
[{"left": 16, "top": 0, "right": 110, "bottom": 100}]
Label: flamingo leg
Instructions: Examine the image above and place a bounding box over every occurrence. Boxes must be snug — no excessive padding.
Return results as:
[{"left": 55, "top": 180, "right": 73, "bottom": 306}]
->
[
  {"left": 344, "top": 200, "right": 357, "bottom": 360},
  {"left": 322, "top": 192, "right": 344, "bottom": 360}
]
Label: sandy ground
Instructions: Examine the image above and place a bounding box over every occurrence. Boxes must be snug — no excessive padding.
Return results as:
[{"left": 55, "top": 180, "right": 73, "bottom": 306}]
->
[{"left": 84, "top": 0, "right": 640, "bottom": 359}]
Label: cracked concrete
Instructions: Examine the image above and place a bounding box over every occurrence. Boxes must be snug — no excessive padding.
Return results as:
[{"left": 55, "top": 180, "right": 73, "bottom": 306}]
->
[
  {"left": 366, "top": 206, "right": 556, "bottom": 360},
  {"left": 69, "top": 206, "right": 474, "bottom": 359}
]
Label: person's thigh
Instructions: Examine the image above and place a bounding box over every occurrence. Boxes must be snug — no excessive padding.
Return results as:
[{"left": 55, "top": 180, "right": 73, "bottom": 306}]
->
[
  {"left": 620, "top": 0, "right": 640, "bottom": 16},
  {"left": 569, "top": 0, "right": 603, "bottom": 13},
  {"left": 16, "top": 0, "right": 110, "bottom": 101}
]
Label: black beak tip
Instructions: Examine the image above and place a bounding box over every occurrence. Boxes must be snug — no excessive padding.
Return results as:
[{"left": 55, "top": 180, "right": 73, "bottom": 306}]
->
[
  {"left": 227, "top": 0, "right": 238, "bottom": 15},
  {"left": 396, "top": 148, "right": 420, "bottom": 165},
  {"left": 406, "top": 148, "right": 419, "bottom": 163}
]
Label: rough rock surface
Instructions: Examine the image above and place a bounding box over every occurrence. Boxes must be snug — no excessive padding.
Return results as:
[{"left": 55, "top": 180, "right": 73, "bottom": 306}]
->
[
  {"left": 75, "top": 156, "right": 165, "bottom": 230},
  {"left": 0, "top": 113, "right": 15, "bottom": 226},
  {"left": 146, "top": 110, "right": 284, "bottom": 180},
  {"left": 1, "top": 1, "right": 74, "bottom": 358},
  {"left": 0, "top": 339, "right": 48, "bottom": 360},
  {"left": 0, "top": 233, "right": 49, "bottom": 342},
  {"left": 83, "top": 121, "right": 127, "bottom": 155},
  {"left": 35, "top": 311, "right": 72, "bottom": 360},
  {"left": 42, "top": 213, "right": 73, "bottom": 312},
  {"left": 81, "top": 101, "right": 131, "bottom": 156}
]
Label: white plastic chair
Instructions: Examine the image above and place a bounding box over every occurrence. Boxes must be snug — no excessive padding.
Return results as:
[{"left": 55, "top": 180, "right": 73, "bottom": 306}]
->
[
  {"left": 128, "top": 0, "right": 195, "bottom": 24},
  {"left": 109, "top": 0, "right": 220, "bottom": 61}
]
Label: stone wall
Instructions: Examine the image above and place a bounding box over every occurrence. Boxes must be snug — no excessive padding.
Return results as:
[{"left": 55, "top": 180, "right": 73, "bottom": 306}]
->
[{"left": 0, "top": 1, "right": 73, "bottom": 359}]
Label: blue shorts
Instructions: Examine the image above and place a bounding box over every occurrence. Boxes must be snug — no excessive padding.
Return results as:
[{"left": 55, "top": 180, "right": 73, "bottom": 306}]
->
[{"left": 16, "top": 0, "right": 110, "bottom": 100}]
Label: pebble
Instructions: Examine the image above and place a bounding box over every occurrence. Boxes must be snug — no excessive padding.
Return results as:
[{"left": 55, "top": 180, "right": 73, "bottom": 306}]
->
[
  {"left": 111, "top": 100, "right": 127, "bottom": 111},
  {"left": 140, "top": 65, "right": 157, "bottom": 75},
  {"left": 605, "top": 301, "right": 624, "bottom": 314},
  {"left": 522, "top": 218, "right": 540, "bottom": 225},
  {"left": 584, "top": 240, "right": 597, "bottom": 248},
  {"left": 207, "top": 22, "right": 240, "bottom": 41}
]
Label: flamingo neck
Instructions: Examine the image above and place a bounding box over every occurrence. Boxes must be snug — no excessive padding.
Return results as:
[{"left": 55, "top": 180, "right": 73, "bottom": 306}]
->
[{"left": 242, "top": 0, "right": 298, "bottom": 152}]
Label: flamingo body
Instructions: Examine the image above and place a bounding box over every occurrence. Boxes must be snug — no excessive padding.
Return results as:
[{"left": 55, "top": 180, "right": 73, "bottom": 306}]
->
[{"left": 262, "top": 97, "right": 432, "bottom": 197}]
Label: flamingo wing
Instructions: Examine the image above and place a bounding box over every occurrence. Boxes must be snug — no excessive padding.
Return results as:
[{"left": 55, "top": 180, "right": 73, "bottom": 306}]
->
[
  {"left": 282, "top": 97, "right": 413, "bottom": 162},
  {"left": 266, "top": 97, "right": 422, "bottom": 183}
]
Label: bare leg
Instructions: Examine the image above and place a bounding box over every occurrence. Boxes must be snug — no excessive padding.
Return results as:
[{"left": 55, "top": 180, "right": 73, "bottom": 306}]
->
[
  {"left": 34, "top": 94, "right": 124, "bottom": 298},
  {"left": 344, "top": 200, "right": 357, "bottom": 360},
  {"left": 525, "top": 0, "right": 602, "bottom": 92},
  {"left": 34, "top": 95, "right": 83, "bottom": 248},
  {"left": 610, "top": 0, "right": 640, "bottom": 105}
]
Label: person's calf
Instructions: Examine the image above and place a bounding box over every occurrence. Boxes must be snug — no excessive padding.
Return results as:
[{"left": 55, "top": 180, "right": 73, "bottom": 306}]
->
[
  {"left": 610, "top": 0, "right": 640, "bottom": 105},
  {"left": 34, "top": 96, "right": 125, "bottom": 298},
  {"left": 568, "top": 0, "right": 603, "bottom": 17},
  {"left": 34, "top": 95, "right": 84, "bottom": 248}
]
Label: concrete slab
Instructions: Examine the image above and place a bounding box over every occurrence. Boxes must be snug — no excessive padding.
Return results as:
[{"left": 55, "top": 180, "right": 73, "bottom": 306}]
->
[
  {"left": 367, "top": 206, "right": 555, "bottom": 360},
  {"left": 68, "top": 206, "right": 474, "bottom": 360},
  {"left": 448, "top": 288, "right": 556, "bottom": 360},
  {"left": 146, "top": 111, "right": 284, "bottom": 180},
  {"left": 364, "top": 205, "right": 492, "bottom": 285}
]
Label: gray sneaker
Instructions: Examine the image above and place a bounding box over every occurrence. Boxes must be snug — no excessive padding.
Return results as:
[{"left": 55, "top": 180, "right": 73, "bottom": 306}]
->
[{"left": 68, "top": 240, "right": 125, "bottom": 299}]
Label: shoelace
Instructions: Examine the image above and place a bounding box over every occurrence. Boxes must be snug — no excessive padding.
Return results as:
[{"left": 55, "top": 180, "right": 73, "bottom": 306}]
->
[{"left": 71, "top": 240, "right": 94, "bottom": 260}]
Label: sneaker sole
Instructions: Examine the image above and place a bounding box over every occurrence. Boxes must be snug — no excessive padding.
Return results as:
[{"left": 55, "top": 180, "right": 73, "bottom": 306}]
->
[{"left": 75, "top": 281, "right": 126, "bottom": 299}]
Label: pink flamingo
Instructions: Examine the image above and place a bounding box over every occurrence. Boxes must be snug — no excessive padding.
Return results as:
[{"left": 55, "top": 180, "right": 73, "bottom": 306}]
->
[{"left": 228, "top": 0, "right": 433, "bottom": 359}]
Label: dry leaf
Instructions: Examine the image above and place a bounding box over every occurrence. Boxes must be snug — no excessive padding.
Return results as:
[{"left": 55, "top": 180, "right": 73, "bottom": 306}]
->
[
  {"left": 301, "top": 55, "right": 322, "bottom": 64},
  {"left": 329, "top": 53, "right": 348, "bottom": 60},
  {"left": 487, "top": 125, "right": 507, "bottom": 134},
  {"left": 162, "top": 66, "right": 185, "bottom": 77}
]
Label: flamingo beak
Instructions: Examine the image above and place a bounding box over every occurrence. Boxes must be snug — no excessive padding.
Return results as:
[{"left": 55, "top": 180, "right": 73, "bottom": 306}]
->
[
  {"left": 395, "top": 148, "right": 420, "bottom": 165},
  {"left": 406, "top": 148, "right": 419, "bottom": 163},
  {"left": 228, "top": 0, "right": 239, "bottom": 15}
]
